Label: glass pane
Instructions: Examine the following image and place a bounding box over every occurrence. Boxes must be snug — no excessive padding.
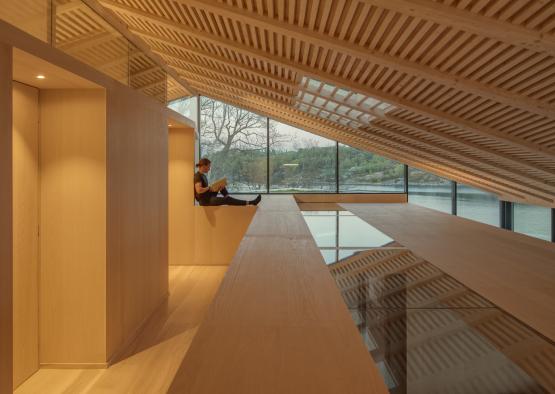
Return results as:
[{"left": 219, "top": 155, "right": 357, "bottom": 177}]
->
[
  {"left": 168, "top": 96, "right": 197, "bottom": 122},
  {"left": 199, "top": 97, "right": 267, "bottom": 193},
  {"left": 129, "top": 45, "right": 166, "bottom": 103},
  {"left": 514, "top": 203, "right": 551, "bottom": 241},
  {"left": 0, "top": 0, "right": 48, "bottom": 42},
  {"left": 269, "top": 120, "right": 336, "bottom": 192},
  {"left": 166, "top": 75, "right": 188, "bottom": 104},
  {"left": 53, "top": 0, "right": 129, "bottom": 85},
  {"left": 408, "top": 167, "right": 452, "bottom": 213},
  {"left": 457, "top": 184, "right": 499, "bottom": 226},
  {"left": 339, "top": 144, "right": 404, "bottom": 193},
  {"left": 338, "top": 216, "right": 394, "bottom": 248},
  {"left": 319, "top": 249, "right": 337, "bottom": 264},
  {"left": 302, "top": 216, "right": 336, "bottom": 247}
]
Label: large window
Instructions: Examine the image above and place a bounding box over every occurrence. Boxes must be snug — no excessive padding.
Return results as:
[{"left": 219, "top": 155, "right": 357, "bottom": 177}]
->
[
  {"left": 269, "top": 121, "right": 336, "bottom": 192},
  {"left": 408, "top": 168, "right": 452, "bottom": 214},
  {"left": 199, "top": 97, "right": 267, "bottom": 193},
  {"left": 168, "top": 96, "right": 197, "bottom": 123},
  {"left": 457, "top": 184, "right": 499, "bottom": 226},
  {"left": 514, "top": 203, "right": 551, "bottom": 241},
  {"left": 339, "top": 144, "right": 404, "bottom": 192}
]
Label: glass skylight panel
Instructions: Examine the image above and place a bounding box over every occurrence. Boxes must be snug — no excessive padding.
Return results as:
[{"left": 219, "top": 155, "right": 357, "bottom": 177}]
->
[
  {"left": 347, "top": 93, "right": 366, "bottom": 106},
  {"left": 336, "top": 105, "right": 350, "bottom": 115},
  {"left": 302, "top": 92, "right": 315, "bottom": 103},
  {"left": 309, "top": 106, "right": 319, "bottom": 115},
  {"left": 314, "top": 97, "right": 326, "bottom": 107},
  {"left": 335, "top": 89, "right": 349, "bottom": 100},
  {"left": 325, "top": 101, "right": 338, "bottom": 111},
  {"left": 321, "top": 84, "right": 335, "bottom": 96},
  {"left": 350, "top": 109, "right": 363, "bottom": 118},
  {"left": 307, "top": 78, "right": 321, "bottom": 92}
]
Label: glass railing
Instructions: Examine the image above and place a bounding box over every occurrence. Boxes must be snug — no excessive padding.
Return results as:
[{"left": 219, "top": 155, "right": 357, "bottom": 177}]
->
[
  {"left": 300, "top": 204, "right": 555, "bottom": 393},
  {"left": 1, "top": 0, "right": 190, "bottom": 104}
]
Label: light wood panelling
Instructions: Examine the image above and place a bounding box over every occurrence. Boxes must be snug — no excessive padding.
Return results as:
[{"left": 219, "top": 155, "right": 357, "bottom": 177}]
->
[
  {"left": 106, "top": 85, "right": 169, "bottom": 362},
  {"left": 12, "top": 81, "right": 39, "bottom": 388},
  {"left": 294, "top": 193, "right": 407, "bottom": 203},
  {"left": 344, "top": 203, "right": 555, "bottom": 343},
  {"left": 168, "top": 196, "right": 388, "bottom": 394},
  {"left": 192, "top": 207, "right": 256, "bottom": 266},
  {"left": 15, "top": 265, "right": 226, "bottom": 394},
  {"left": 169, "top": 127, "right": 195, "bottom": 266},
  {"left": 39, "top": 89, "right": 107, "bottom": 366},
  {"left": 0, "top": 42, "right": 13, "bottom": 394}
]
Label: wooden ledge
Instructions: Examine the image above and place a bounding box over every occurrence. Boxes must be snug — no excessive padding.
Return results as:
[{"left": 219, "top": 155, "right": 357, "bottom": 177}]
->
[{"left": 168, "top": 196, "right": 388, "bottom": 394}]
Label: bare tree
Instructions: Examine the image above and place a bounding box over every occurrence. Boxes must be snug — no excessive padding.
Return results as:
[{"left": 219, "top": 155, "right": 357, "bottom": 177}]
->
[{"left": 200, "top": 97, "right": 288, "bottom": 155}]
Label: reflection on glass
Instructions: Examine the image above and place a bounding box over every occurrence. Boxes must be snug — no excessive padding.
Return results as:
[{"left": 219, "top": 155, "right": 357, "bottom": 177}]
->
[
  {"left": 339, "top": 144, "right": 404, "bottom": 193},
  {"left": 513, "top": 203, "right": 551, "bottom": 241},
  {"left": 303, "top": 216, "right": 336, "bottom": 247},
  {"left": 408, "top": 167, "right": 452, "bottom": 214},
  {"left": 168, "top": 96, "right": 197, "bottom": 122},
  {"left": 199, "top": 97, "right": 267, "bottom": 193},
  {"left": 338, "top": 216, "right": 394, "bottom": 248},
  {"left": 327, "top": 246, "right": 555, "bottom": 393},
  {"left": 457, "top": 184, "right": 499, "bottom": 226},
  {"left": 270, "top": 120, "right": 336, "bottom": 192}
]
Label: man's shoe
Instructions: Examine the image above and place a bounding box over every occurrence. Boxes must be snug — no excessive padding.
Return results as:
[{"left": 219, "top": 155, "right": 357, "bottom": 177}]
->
[{"left": 250, "top": 194, "right": 262, "bottom": 206}]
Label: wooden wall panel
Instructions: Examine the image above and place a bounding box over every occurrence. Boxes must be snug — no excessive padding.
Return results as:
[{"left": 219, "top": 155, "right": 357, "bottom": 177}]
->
[
  {"left": 169, "top": 127, "right": 195, "bottom": 266},
  {"left": 0, "top": 42, "right": 13, "bottom": 394},
  {"left": 192, "top": 207, "right": 256, "bottom": 266},
  {"left": 12, "top": 81, "right": 39, "bottom": 387},
  {"left": 39, "top": 89, "right": 107, "bottom": 366},
  {"left": 106, "top": 87, "right": 169, "bottom": 362}
]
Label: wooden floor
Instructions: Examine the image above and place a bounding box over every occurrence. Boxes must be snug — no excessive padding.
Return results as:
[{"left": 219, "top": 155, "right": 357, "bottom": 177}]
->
[
  {"left": 343, "top": 203, "right": 555, "bottom": 343},
  {"left": 15, "top": 266, "right": 226, "bottom": 394}
]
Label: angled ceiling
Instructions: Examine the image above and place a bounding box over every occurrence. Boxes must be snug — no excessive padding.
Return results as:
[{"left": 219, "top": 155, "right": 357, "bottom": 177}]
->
[{"left": 79, "top": 0, "right": 554, "bottom": 206}]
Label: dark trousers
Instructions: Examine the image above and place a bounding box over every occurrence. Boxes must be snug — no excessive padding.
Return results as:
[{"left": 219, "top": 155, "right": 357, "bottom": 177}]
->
[{"left": 198, "top": 187, "right": 248, "bottom": 206}]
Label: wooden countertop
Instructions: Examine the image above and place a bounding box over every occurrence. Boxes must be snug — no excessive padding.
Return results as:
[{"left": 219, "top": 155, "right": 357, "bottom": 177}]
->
[
  {"left": 344, "top": 203, "right": 555, "bottom": 343},
  {"left": 168, "top": 196, "right": 388, "bottom": 394}
]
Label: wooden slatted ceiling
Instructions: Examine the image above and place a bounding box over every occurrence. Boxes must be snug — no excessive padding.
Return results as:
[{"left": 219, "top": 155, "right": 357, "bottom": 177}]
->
[{"left": 80, "top": 0, "right": 555, "bottom": 206}]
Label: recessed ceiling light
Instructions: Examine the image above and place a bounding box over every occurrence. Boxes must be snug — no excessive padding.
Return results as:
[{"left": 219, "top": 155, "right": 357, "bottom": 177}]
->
[{"left": 36, "top": 75, "right": 45, "bottom": 79}]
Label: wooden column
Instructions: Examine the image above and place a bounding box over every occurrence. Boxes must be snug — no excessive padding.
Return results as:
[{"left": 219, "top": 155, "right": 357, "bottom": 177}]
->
[{"left": 0, "top": 42, "right": 13, "bottom": 394}]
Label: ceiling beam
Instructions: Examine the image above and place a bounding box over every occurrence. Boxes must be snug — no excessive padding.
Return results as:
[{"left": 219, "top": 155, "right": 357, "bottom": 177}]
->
[
  {"left": 175, "top": 65, "right": 294, "bottom": 104},
  {"left": 108, "top": 6, "right": 555, "bottom": 159},
  {"left": 138, "top": 30, "right": 297, "bottom": 90},
  {"left": 360, "top": 0, "right": 555, "bottom": 56},
  {"left": 182, "top": 0, "right": 555, "bottom": 120}
]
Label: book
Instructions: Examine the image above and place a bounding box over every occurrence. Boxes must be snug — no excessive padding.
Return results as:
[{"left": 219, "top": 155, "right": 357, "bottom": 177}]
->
[{"left": 209, "top": 177, "right": 227, "bottom": 192}]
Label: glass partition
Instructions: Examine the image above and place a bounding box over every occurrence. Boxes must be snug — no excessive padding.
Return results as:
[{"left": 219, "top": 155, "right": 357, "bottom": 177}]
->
[
  {"left": 199, "top": 97, "right": 267, "bottom": 193},
  {"left": 53, "top": 0, "right": 129, "bottom": 85},
  {"left": 339, "top": 144, "right": 404, "bottom": 193},
  {"left": 269, "top": 120, "right": 336, "bottom": 193},
  {"left": 513, "top": 203, "right": 551, "bottom": 241},
  {"left": 408, "top": 167, "right": 452, "bottom": 213},
  {"left": 457, "top": 184, "right": 499, "bottom": 226}
]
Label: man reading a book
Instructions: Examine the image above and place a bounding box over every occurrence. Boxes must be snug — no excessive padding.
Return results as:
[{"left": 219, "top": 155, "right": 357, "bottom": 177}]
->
[{"left": 194, "top": 158, "right": 262, "bottom": 206}]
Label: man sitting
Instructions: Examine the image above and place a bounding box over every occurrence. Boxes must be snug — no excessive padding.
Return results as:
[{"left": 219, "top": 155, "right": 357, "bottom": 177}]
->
[{"left": 194, "top": 158, "right": 261, "bottom": 206}]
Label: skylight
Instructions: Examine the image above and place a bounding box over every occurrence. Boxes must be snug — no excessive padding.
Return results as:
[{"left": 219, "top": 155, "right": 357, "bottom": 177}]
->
[{"left": 296, "top": 77, "right": 396, "bottom": 129}]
